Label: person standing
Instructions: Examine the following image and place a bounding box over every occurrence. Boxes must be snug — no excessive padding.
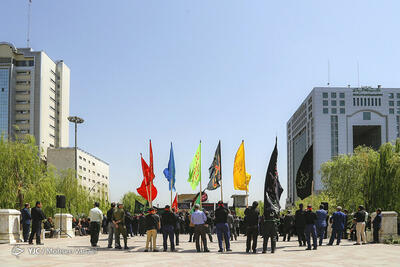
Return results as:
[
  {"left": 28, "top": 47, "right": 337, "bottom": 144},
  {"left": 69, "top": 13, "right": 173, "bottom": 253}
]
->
[
  {"left": 144, "top": 208, "right": 160, "bottom": 252},
  {"left": 327, "top": 206, "right": 346, "bottom": 246},
  {"left": 107, "top": 202, "right": 116, "bottom": 248},
  {"left": 204, "top": 211, "right": 214, "bottom": 242},
  {"left": 28, "top": 201, "right": 46, "bottom": 245},
  {"left": 295, "top": 203, "right": 307, "bottom": 247},
  {"left": 304, "top": 205, "right": 317, "bottom": 250},
  {"left": 227, "top": 210, "right": 237, "bottom": 241},
  {"left": 315, "top": 205, "right": 327, "bottom": 246},
  {"left": 244, "top": 201, "right": 260, "bottom": 253},
  {"left": 89, "top": 202, "right": 103, "bottom": 247},
  {"left": 372, "top": 208, "right": 382, "bottom": 243},
  {"left": 20, "top": 203, "right": 31, "bottom": 242},
  {"left": 172, "top": 208, "right": 180, "bottom": 246},
  {"left": 262, "top": 209, "right": 278, "bottom": 254},
  {"left": 282, "top": 211, "right": 294, "bottom": 242},
  {"left": 113, "top": 203, "right": 129, "bottom": 249},
  {"left": 161, "top": 205, "right": 177, "bottom": 252},
  {"left": 125, "top": 211, "right": 133, "bottom": 237},
  {"left": 139, "top": 214, "right": 146, "bottom": 236},
  {"left": 354, "top": 205, "right": 367, "bottom": 245},
  {"left": 214, "top": 201, "right": 231, "bottom": 252},
  {"left": 191, "top": 204, "right": 210, "bottom": 252}
]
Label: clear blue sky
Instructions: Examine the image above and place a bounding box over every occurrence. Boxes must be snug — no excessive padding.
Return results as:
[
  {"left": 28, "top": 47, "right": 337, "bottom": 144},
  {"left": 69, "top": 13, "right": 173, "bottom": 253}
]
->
[{"left": 3, "top": 0, "right": 400, "bottom": 208}]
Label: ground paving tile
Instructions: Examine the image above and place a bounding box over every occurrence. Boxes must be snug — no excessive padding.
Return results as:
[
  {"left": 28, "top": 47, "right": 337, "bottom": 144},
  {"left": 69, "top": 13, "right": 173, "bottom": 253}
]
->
[{"left": 1, "top": 234, "right": 399, "bottom": 266}]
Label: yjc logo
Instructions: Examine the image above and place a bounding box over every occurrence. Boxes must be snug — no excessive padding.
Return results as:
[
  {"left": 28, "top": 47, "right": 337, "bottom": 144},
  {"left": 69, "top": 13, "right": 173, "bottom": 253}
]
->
[{"left": 11, "top": 245, "right": 24, "bottom": 257}]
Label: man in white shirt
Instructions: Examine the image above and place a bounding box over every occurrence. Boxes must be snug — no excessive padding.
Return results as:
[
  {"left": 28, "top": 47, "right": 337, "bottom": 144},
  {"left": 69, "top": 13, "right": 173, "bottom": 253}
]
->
[{"left": 89, "top": 202, "right": 103, "bottom": 247}]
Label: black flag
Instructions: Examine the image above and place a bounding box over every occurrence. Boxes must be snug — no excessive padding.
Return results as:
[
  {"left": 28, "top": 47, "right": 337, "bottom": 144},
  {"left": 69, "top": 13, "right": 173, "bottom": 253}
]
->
[
  {"left": 296, "top": 145, "right": 313, "bottom": 200},
  {"left": 207, "top": 141, "right": 222, "bottom": 190},
  {"left": 264, "top": 138, "right": 284, "bottom": 215},
  {"left": 134, "top": 200, "right": 145, "bottom": 214}
]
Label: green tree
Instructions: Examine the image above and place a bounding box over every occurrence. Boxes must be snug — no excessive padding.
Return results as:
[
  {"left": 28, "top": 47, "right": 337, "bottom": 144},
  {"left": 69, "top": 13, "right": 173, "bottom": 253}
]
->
[{"left": 121, "top": 191, "right": 145, "bottom": 213}]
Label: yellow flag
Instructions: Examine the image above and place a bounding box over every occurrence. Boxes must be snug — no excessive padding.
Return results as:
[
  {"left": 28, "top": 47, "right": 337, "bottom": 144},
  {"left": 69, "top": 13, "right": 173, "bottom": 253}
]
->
[{"left": 233, "top": 141, "right": 251, "bottom": 191}]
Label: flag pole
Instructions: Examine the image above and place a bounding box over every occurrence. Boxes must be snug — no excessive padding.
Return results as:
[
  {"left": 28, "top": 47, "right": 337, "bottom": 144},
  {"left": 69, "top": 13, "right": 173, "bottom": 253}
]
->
[
  {"left": 149, "top": 140, "right": 153, "bottom": 208},
  {"left": 199, "top": 140, "right": 202, "bottom": 209},
  {"left": 170, "top": 184, "right": 173, "bottom": 211},
  {"left": 243, "top": 140, "right": 248, "bottom": 208},
  {"left": 219, "top": 140, "right": 223, "bottom": 203}
]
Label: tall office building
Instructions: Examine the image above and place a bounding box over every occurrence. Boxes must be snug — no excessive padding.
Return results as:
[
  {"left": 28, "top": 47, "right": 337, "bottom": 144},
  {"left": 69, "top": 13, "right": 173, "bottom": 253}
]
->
[
  {"left": 0, "top": 42, "right": 69, "bottom": 156},
  {"left": 286, "top": 86, "right": 400, "bottom": 206}
]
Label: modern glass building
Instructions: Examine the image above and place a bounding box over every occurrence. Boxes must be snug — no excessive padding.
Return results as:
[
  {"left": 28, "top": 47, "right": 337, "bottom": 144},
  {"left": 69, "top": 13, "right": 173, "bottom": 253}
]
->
[
  {"left": 286, "top": 86, "right": 400, "bottom": 206},
  {"left": 0, "top": 68, "right": 10, "bottom": 139},
  {"left": 0, "top": 42, "right": 70, "bottom": 157}
]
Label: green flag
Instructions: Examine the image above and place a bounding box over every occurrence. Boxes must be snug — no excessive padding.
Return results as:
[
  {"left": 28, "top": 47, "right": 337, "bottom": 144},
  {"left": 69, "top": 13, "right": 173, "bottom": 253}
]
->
[
  {"left": 188, "top": 143, "right": 201, "bottom": 190},
  {"left": 190, "top": 194, "right": 201, "bottom": 214}
]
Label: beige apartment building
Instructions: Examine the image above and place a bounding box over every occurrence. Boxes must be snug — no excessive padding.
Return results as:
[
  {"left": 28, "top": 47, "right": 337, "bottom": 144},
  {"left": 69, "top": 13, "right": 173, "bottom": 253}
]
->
[
  {"left": 47, "top": 147, "right": 110, "bottom": 200},
  {"left": 0, "top": 42, "right": 70, "bottom": 156}
]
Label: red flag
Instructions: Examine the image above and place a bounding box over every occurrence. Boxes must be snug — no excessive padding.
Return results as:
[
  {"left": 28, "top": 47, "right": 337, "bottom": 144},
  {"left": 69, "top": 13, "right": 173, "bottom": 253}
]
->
[
  {"left": 136, "top": 155, "right": 157, "bottom": 201},
  {"left": 172, "top": 193, "right": 178, "bottom": 211},
  {"left": 137, "top": 179, "right": 157, "bottom": 202}
]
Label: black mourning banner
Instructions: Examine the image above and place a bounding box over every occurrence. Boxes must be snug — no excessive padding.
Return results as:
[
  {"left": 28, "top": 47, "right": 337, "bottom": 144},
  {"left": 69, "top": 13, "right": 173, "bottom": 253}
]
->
[
  {"left": 207, "top": 141, "right": 222, "bottom": 190},
  {"left": 264, "top": 138, "right": 284, "bottom": 215},
  {"left": 134, "top": 200, "right": 145, "bottom": 214},
  {"left": 296, "top": 145, "right": 313, "bottom": 200}
]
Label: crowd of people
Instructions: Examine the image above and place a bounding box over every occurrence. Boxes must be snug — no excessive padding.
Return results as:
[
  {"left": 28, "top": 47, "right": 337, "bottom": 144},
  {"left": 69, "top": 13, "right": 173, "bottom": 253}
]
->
[{"left": 21, "top": 200, "right": 384, "bottom": 253}]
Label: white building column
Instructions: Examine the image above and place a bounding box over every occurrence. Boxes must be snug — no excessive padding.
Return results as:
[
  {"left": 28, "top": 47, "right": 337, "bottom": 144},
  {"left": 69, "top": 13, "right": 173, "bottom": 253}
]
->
[
  {"left": 0, "top": 209, "right": 21, "bottom": 244},
  {"left": 54, "top": 213, "right": 75, "bottom": 238}
]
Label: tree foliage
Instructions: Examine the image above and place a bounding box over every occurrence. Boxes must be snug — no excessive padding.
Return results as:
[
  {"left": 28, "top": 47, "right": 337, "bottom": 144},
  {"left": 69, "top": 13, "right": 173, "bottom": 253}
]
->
[
  {"left": 121, "top": 191, "right": 146, "bottom": 214},
  {"left": 0, "top": 135, "right": 109, "bottom": 217},
  {"left": 321, "top": 140, "right": 400, "bottom": 213}
]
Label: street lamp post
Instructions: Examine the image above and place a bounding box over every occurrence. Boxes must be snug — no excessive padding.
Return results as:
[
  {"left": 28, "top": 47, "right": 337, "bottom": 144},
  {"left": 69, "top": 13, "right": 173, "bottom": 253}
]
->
[{"left": 68, "top": 116, "right": 84, "bottom": 179}]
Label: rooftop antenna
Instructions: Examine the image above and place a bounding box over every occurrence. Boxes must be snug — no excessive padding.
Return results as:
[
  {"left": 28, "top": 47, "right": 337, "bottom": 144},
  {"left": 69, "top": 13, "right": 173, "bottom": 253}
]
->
[
  {"left": 327, "top": 60, "right": 330, "bottom": 86},
  {"left": 27, "top": 0, "right": 32, "bottom": 47},
  {"left": 357, "top": 61, "right": 360, "bottom": 88}
]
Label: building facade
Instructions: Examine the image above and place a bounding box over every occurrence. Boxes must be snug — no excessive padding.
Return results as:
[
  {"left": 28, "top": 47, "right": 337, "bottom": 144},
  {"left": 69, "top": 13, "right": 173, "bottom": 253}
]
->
[
  {"left": 47, "top": 147, "right": 110, "bottom": 200},
  {"left": 0, "top": 42, "right": 70, "bottom": 156},
  {"left": 286, "top": 86, "right": 400, "bottom": 205}
]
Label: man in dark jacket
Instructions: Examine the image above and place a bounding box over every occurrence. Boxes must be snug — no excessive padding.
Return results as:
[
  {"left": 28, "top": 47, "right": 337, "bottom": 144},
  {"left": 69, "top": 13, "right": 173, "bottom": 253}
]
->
[
  {"left": 295, "top": 203, "right": 306, "bottom": 247},
  {"left": 328, "top": 206, "right": 346, "bottom": 245},
  {"left": 20, "top": 203, "right": 31, "bottom": 242},
  {"left": 172, "top": 208, "right": 180, "bottom": 246},
  {"left": 214, "top": 201, "right": 231, "bottom": 252},
  {"left": 372, "top": 208, "right": 382, "bottom": 243},
  {"left": 244, "top": 201, "right": 260, "bottom": 253},
  {"left": 304, "top": 205, "right": 317, "bottom": 250},
  {"left": 282, "top": 210, "right": 294, "bottom": 242},
  {"left": 161, "top": 205, "right": 177, "bottom": 252},
  {"left": 28, "top": 201, "right": 46, "bottom": 245}
]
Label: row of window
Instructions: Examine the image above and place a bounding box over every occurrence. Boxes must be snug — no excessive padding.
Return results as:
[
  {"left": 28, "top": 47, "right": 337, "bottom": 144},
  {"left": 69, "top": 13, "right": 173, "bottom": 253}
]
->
[
  {"left": 16, "top": 119, "right": 29, "bottom": 124},
  {"left": 79, "top": 155, "right": 96, "bottom": 166},
  {"left": 323, "top": 100, "right": 345, "bottom": 106},
  {"left": 16, "top": 110, "right": 29, "bottom": 114},
  {"left": 323, "top": 108, "right": 346, "bottom": 114},
  {"left": 15, "top": 60, "right": 34, "bottom": 67},
  {"left": 389, "top": 108, "right": 400, "bottom": 115},
  {"left": 353, "top": 97, "right": 381, "bottom": 107},
  {"left": 331, "top": 116, "right": 338, "bottom": 157},
  {"left": 78, "top": 165, "right": 108, "bottom": 179},
  {"left": 388, "top": 93, "right": 400, "bottom": 99},
  {"left": 78, "top": 176, "right": 108, "bottom": 187},
  {"left": 323, "top": 92, "right": 345, "bottom": 99},
  {"left": 16, "top": 80, "right": 30, "bottom": 85},
  {"left": 16, "top": 100, "right": 29, "bottom": 104}
]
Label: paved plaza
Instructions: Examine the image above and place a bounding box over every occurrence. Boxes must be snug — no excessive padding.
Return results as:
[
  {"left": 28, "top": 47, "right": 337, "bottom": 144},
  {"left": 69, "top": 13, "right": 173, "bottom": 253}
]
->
[{"left": 1, "top": 234, "right": 400, "bottom": 267}]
